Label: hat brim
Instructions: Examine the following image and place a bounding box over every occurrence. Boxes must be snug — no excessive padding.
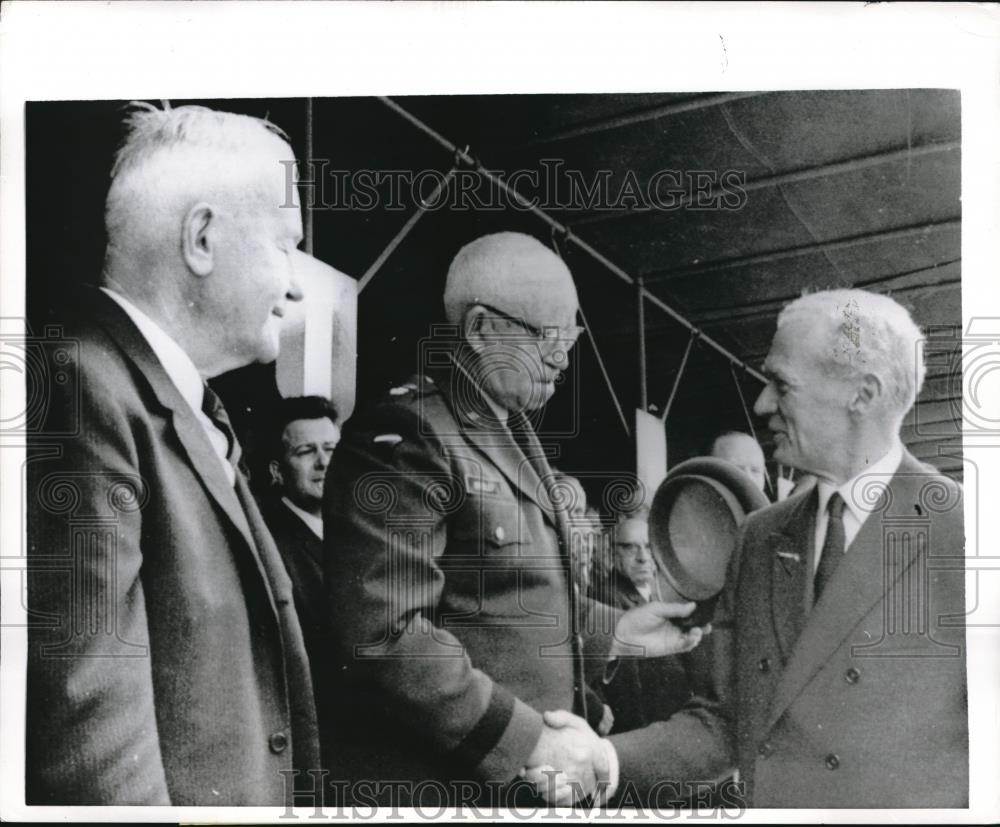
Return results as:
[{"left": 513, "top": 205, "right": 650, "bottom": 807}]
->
[{"left": 649, "top": 457, "right": 770, "bottom": 602}]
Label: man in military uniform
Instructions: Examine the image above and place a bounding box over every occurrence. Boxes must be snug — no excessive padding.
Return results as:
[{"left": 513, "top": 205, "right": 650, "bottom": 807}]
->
[{"left": 323, "top": 232, "right": 710, "bottom": 806}]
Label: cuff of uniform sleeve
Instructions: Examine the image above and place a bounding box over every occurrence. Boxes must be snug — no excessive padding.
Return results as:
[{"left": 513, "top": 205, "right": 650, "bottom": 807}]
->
[
  {"left": 596, "top": 738, "right": 620, "bottom": 804},
  {"left": 464, "top": 686, "right": 544, "bottom": 784}
]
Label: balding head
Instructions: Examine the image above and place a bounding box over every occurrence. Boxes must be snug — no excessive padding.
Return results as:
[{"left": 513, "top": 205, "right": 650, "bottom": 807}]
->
[
  {"left": 710, "top": 431, "right": 767, "bottom": 493},
  {"left": 444, "top": 232, "right": 579, "bottom": 328},
  {"left": 446, "top": 232, "right": 583, "bottom": 415}
]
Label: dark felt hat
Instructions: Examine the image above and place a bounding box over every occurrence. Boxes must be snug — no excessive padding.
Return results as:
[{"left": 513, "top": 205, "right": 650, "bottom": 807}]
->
[{"left": 649, "top": 457, "right": 770, "bottom": 604}]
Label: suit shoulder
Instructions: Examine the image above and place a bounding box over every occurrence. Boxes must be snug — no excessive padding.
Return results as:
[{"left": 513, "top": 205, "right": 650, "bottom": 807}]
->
[{"left": 742, "top": 492, "right": 807, "bottom": 540}]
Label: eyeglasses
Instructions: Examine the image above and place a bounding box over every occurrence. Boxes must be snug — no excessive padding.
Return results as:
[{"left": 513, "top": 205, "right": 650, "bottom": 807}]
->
[{"left": 480, "top": 304, "right": 586, "bottom": 345}]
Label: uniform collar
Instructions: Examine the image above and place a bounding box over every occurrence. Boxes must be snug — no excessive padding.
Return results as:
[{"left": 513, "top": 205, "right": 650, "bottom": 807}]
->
[{"left": 447, "top": 348, "right": 510, "bottom": 428}]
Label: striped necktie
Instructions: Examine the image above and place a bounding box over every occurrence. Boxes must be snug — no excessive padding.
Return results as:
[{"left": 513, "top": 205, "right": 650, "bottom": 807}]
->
[{"left": 201, "top": 383, "right": 242, "bottom": 470}]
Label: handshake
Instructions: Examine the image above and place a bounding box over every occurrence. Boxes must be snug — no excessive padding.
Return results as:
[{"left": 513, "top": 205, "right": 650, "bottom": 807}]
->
[{"left": 520, "top": 600, "right": 710, "bottom": 805}]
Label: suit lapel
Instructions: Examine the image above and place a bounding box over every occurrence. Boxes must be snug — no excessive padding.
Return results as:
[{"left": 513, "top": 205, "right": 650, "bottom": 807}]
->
[
  {"left": 767, "top": 491, "right": 816, "bottom": 662},
  {"left": 768, "top": 454, "right": 926, "bottom": 727},
  {"left": 87, "top": 289, "right": 280, "bottom": 612},
  {"left": 437, "top": 366, "right": 557, "bottom": 526}
]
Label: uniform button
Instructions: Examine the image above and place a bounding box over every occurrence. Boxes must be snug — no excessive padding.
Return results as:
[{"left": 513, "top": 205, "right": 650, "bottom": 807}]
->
[
  {"left": 825, "top": 753, "right": 840, "bottom": 770},
  {"left": 844, "top": 667, "right": 860, "bottom": 684},
  {"left": 269, "top": 731, "right": 288, "bottom": 754},
  {"left": 494, "top": 525, "right": 506, "bottom": 542},
  {"left": 758, "top": 657, "right": 771, "bottom": 673},
  {"left": 758, "top": 742, "right": 774, "bottom": 758}
]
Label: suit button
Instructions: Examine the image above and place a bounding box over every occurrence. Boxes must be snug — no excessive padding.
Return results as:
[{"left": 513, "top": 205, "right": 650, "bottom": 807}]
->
[
  {"left": 825, "top": 753, "right": 840, "bottom": 770},
  {"left": 758, "top": 742, "right": 774, "bottom": 758},
  {"left": 269, "top": 732, "right": 288, "bottom": 754},
  {"left": 758, "top": 657, "right": 771, "bottom": 673},
  {"left": 494, "top": 525, "right": 506, "bottom": 542},
  {"left": 844, "top": 667, "right": 860, "bottom": 684}
]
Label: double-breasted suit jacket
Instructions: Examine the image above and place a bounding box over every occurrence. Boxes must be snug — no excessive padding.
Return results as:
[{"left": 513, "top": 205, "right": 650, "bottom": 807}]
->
[
  {"left": 26, "top": 288, "right": 320, "bottom": 805},
  {"left": 730, "top": 450, "right": 967, "bottom": 807},
  {"left": 322, "top": 365, "right": 617, "bottom": 804}
]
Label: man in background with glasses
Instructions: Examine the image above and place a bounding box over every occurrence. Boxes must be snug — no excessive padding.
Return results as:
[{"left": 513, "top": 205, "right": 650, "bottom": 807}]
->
[{"left": 323, "top": 232, "right": 720, "bottom": 807}]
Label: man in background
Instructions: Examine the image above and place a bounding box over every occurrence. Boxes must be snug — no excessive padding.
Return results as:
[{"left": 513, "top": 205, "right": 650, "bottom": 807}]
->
[
  {"left": 597, "top": 507, "right": 696, "bottom": 735},
  {"left": 261, "top": 395, "right": 341, "bottom": 762},
  {"left": 263, "top": 394, "right": 341, "bottom": 631},
  {"left": 710, "top": 430, "right": 768, "bottom": 495},
  {"left": 27, "top": 104, "right": 320, "bottom": 805}
]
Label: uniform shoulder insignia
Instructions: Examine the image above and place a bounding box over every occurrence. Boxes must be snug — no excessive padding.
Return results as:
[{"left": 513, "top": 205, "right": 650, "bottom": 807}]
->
[
  {"left": 373, "top": 433, "right": 404, "bottom": 446},
  {"left": 389, "top": 375, "right": 438, "bottom": 399}
]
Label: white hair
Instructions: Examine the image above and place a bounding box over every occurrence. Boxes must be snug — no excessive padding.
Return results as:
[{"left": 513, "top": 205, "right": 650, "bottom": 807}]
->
[
  {"left": 104, "top": 102, "right": 292, "bottom": 246},
  {"left": 778, "top": 289, "right": 926, "bottom": 419}
]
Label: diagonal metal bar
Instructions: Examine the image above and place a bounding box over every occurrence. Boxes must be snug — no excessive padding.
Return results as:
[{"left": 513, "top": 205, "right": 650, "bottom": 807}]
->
[
  {"left": 378, "top": 96, "right": 767, "bottom": 384},
  {"left": 578, "top": 301, "right": 631, "bottom": 437},
  {"left": 661, "top": 331, "right": 697, "bottom": 423},
  {"left": 358, "top": 165, "right": 458, "bottom": 293},
  {"left": 550, "top": 232, "right": 631, "bottom": 437}
]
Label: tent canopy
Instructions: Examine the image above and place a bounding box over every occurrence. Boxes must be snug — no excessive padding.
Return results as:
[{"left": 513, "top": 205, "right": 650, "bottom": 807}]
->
[{"left": 26, "top": 91, "right": 962, "bottom": 486}]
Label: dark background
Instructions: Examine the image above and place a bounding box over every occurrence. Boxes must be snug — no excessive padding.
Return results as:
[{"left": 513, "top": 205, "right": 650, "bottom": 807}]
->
[{"left": 26, "top": 93, "right": 963, "bottom": 500}]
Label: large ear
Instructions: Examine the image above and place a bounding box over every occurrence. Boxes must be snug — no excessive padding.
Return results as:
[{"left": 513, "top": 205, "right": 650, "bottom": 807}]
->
[
  {"left": 463, "top": 304, "right": 490, "bottom": 352},
  {"left": 181, "top": 202, "right": 216, "bottom": 277},
  {"left": 268, "top": 458, "right": 284, "bottom": 488},
  {"left": 848, "top": 371, "right": 884, "bottom": 417}
]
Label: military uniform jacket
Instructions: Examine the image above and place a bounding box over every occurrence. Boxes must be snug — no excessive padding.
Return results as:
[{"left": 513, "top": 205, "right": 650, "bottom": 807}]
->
[
  {"left": 323, "top": 367, "right": 616, "bottom": 802},
  {"left": 730, "top": 450, "right": 967, "bottom": 807},
  {"left": 26, "top": 289, "right": 320, "bottom": 805}
]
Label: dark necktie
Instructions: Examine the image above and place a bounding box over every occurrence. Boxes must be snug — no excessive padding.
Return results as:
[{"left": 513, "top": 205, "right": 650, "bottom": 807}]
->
[
  {"left": 201, "top": 383, "right": 242, "bottom": 469},
  {"left": 814, "top": 491, "right": 846, "bottom": 600},
  {"left": 509, "top": 413, "right": 588, "bottom": 721}
]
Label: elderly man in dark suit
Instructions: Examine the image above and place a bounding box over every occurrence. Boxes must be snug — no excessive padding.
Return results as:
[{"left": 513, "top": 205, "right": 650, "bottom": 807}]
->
[
  {"left": 323, "top": 231, "right": 711, "bottom": 807},
  {"left": 26, "top": 104, "right": 321, "bottom": 805},
  {"left": 613, "top": 289, "right": 968, "bottom": 808}
]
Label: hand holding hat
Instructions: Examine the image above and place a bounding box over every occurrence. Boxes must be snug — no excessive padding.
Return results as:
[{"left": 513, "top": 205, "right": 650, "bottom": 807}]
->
[
  {"left": 610, "top": 599, "right": 711, "bottom": 659},
  {"left": 648, "top": 456, "right": 771, "bottom": 624}
]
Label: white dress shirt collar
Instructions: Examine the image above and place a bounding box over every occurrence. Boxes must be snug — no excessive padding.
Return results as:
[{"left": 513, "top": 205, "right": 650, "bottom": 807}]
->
[
  {"left": 813, "top": 440, "right": 904, "bottom": 565},
  {"left": 281, "top": 496, "right": 324, "bottom": 540},
  {"left": 816, "top": 440, "right": 904, "bottom": 525},
  {"left": 100, "top": 287, "right": 235, "bottom": 485}
]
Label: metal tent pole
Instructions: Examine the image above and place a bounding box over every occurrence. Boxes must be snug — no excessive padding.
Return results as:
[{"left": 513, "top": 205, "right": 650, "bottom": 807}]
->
[{"left": 377, "top": 96, "right": 767, "bottom": 385}]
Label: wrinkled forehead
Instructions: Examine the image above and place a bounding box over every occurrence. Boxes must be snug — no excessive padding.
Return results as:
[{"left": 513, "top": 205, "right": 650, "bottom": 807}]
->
[
  {"left": 502, "top": 269, "right": 579, "bottom": 327},
  {"left": 454, "top": 240, "right": 579, "bottom": 326},
  {"left": 765, "top": 313, "right": 829, "bottom": 373},
  {"left": 615, "top": 516, "right": 649, "bottom": 543}
]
